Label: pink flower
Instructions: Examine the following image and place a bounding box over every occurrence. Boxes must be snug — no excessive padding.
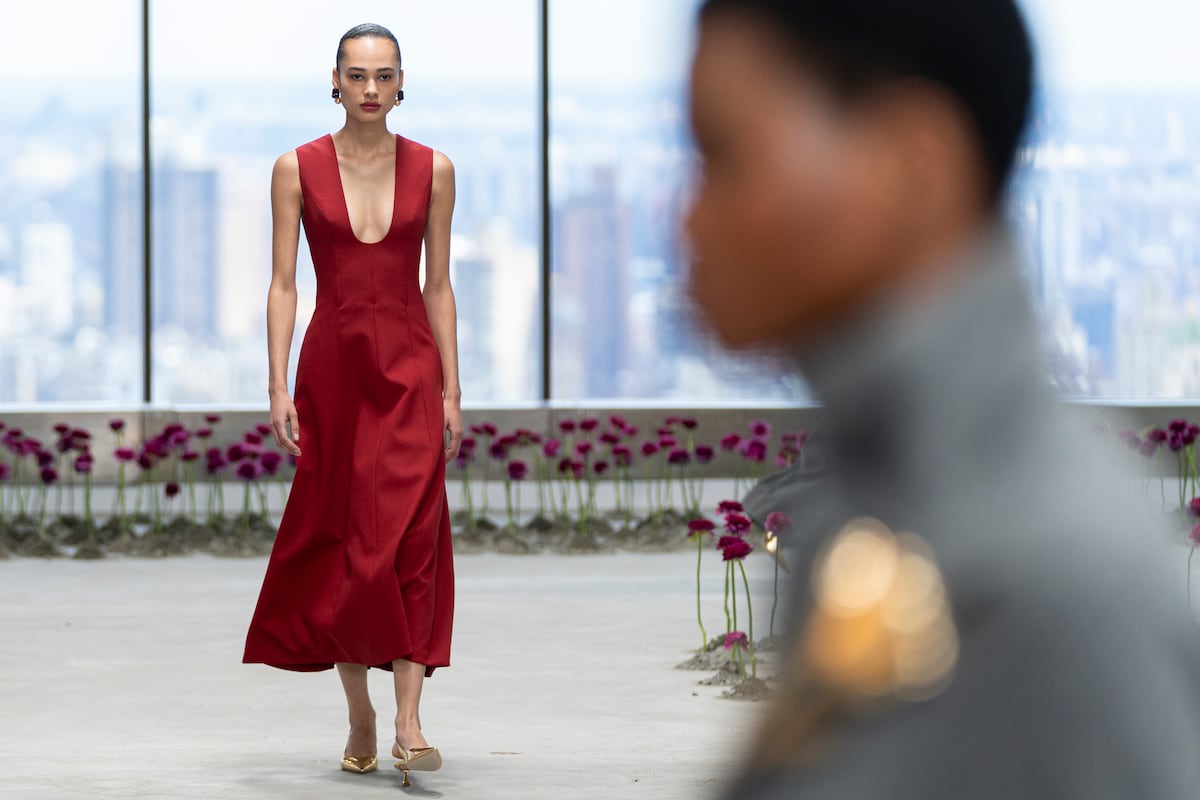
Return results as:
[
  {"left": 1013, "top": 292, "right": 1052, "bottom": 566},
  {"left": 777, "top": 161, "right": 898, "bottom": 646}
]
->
[
  {"left": 498, "top": 434, "right": 518, "bottom": 448},
  {"left": 244, "top": 431, "right": 263, "bottom": 446},
  {"left": 255, "top": 423, "right": 272, "bottom": 437},
  {"left": 1189, "top": 498, "right": 1200, "bottom": 519},
  {"left": 748, "top": 419, "right": 772, "bottom": 440},
  {"left": 641, "top": 441, "right": 660, "bottom": 457},
  {"left": 687, "top": 519, "right": 716, "bottom": 538},
  {"left": 664, "top": 416, "right": 681, "bottom": 427},
  {"left": 558, "top": 419, "right": 577, "bottom": 434},
  {"left": 507, "top": 460, "right": 529, "bottom": 481},
  {"left": 608, "top": 414, "right": 628, "bottom": 431},
  {"left": 226, "top": 443, "right": 247, "bottom": 462},
  {"left": 718, "top": 536, "right": 754, "bottom": 561},
  {"left": 624, "top": 425, "right": 639, "bottom": 439},
  {"left": 765, "top": 511, "right": 794, "bottom": 536},
  {"left": 571, "top": 460, "right": 586, "bottom": 480},
  {"left": 723, "top": 512, "right": 753, "bottom": 535},
  {"left": 720, "top": 433, "right": 742, "bottom": 451},
  {"left": 717, "top": 500, "right": 744, "bottom": 514},
  {"left": 481, "top": 422, "right": 498, "bottom": 438},
  {"left": 1191, "top": 524, "right": 1200, "bottom": 547},
  {"left": 723, "top": 631, "right": 749, "bottom": 650},
  {"left": 543, "top": 438, "right": 562, "bottom": 458},
  {"left": 575, "top": 441, "right": 594, "bottom": 457},
  {"left": 580, "top": 417, "right": 600, "bottom": 432},
  {"left": 469, "top": 423, "right": 487, "bottom": 436},
  {"left": 73, "top": 454, "right": 94, "bottom": 474},
  {"left": 164, "top": 482, "right": 181, "bottom": 498},
  {"left": 195, "top": 427, "right": 213, "bottom": 439},
  {"left": 599, "top": 431, "right": 620, "bottom": 446},
  {"left": 695, "top": 444, "right": 715, "bottom": 464},
  {"left": 114, "top": 447, "right": 137, "bottom": 462},
  {"left": 659, "top": 435, "right": 678, "bottom": 449}
]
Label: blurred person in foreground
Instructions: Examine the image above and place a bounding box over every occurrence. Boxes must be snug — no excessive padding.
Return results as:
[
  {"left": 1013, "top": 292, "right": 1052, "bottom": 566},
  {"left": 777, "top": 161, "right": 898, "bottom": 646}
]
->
[{"left": 686, "top": 1, "right": 1200, "bottom": 798}]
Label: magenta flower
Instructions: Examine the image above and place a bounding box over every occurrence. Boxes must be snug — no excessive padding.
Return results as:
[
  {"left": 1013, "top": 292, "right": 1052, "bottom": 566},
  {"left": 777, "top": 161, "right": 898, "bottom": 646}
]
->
[
  {"left": 1169, "top": 419, "right": 1189, "bottom": 434},
  {"left": 1139, "top": 440, "right": 1159, "bottom": 458},
  {"left": 73, "top": 454, "right": 94, "bottom": 474},
  {"left": 543, "top": 438, "right": 562, "bottom": 458},
  {"left": 1187, "top": 425, "right": 1200, "bottom": 447},
  {"left": 657, "top": 426, "right": 674, "bottom": 437},
  {"left": 681, "top": 417, "right": 698, "bottom": 430},
  {"left": 255, "top": 423, "right": 272, "bottom": 437},
  {"left": 489, "top": 442, "right": 508, "bottom": 460},
  {"left": 624, "top": 425, "right": 640, "bottom": 438},
  {"left": 482, "top": 422, "right": 498, "bottom": 437},
  {"left": 723, "top": 631, "right": 749, "bottom": 650},
  {"left": 717, "top": 500, "right": 744, "bottom": 514},
  {"left": 667, "top": 448, "right": 691, "bottom": 466},
  {"left": 659, "top": 435, "right": 678, "bottom": 449},
  {"left": 498, "top": 433, "right": 519, "bottom": 448},
  {"left": 580, "top": 417, "right": 600, "bottom": 432},
  {"left": 195, "top": 427, "right": 213, "bottom": 439},
  {"left": 641, "top": 441, "right": 660, "bottom": 457},
  {"left": 724, "top": 513, "right": 753, "bottom": 535},
  {"left": 244, "top": 431, "right": 263, "bottom": 446},
  {"left": 227, "top": 443, "right": 247, "bottom": 462},
  {"left": 1170, "top": 433, "right": 1186, "bottom": 453},
  {"left": 695, "top": 444, "right": 715, "bottom": 464},
  {"left": 53, "top": 423, "right": 70, "bottom": 434},
  {"left": 720, "top": 433, "right": 742, "bottom": 451},
  {"left": 593, "top": 460, "right": 610, "bottom": 477},
  {"left": 570, "top": 460, "right": 586, "bottom": 480},
  {"left": 206, "top": 448, "right": 227, "bottom": 474},
  {"left": 180, "top": 450, "right": 199, "bottom": 463},
  {"left": 1189, "top": 498, "right": 1200, "bottom": 519},
  {"left": 36, "top": 449, "right": 54, "bottom": 468},
  {"left": 260, "top": 451, "right": 283, "bottom": 475},
  {"left": 558, "top": 419, "right": 577, "bottom": 434},
  {"left": 71, "top": 428, "right": 91, "bottom": 442},
  {"left": 612, "top": 445, "right": 633, "bottom": 468},
  {"left": 469, "top": 423, "right": 487, "bottom": 436},
  {"left": 765, "top": 511, "right": 794, "bottom": 536},
  {"left": 235, "top": 461, "right": 262, "bottom": 481},
  {"left": 1147, "top": 428, "right": 1168, "bottom": 444},
  {"left": 164, "top": 482, "right": 181, "bottom": 498},
  {"left": 609, "top": 414, "right": 628, "bottom": 431},
  {"left": 204, "top": 414, "right": 222, "bottom": 424},
  {"left": 136, "top": 452, "right": 155, "bottom": 470},
  {"left": 556, "top": 457, "right": 575, "bottom": 476},
  {"left": 718, "top": 536, "right": 754, "bottom": 561},
  {"left": 776, "top": 445, "right": 802, "bottom": 467},
  {"left": 599, "top": 431, "right": 620, "bottom": 446},
  {"left": 507, "top": 460, "right": 529, "bottom": 481},
  {"left": 575, "top": 440, "right": 594, "bottom": 457},
  {"left": 740, "top": 439, "right": 768, "bottom": 463},
  {"left": 115, "top": 447, "right": 136, "bottom": 462},
  {"left": 665, "top": 416, "right": 682, "bottom": 427},
  {"left": 687, "top": 518, "right": 716, "bottom": 538},
  {"left": 460, "top": 436, "right": 477, "bottom": 455},
  {"left": 748, "top": 419, "right": 772, "bottom": 440},
  {"left": 0, "top": 463, "right": 9, "bottom": 481},
  {"left": 1191, "top": 524, "right": 1200, "bottom": 547},
  {"left": 40, "top": 466, "right": 59, "bottom": 485}
]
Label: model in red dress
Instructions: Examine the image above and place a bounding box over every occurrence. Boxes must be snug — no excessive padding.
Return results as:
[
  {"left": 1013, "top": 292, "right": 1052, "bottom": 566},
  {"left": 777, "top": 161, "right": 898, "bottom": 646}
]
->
[{"left": 244, "top": 23, "right": 462, "bottom": 785}]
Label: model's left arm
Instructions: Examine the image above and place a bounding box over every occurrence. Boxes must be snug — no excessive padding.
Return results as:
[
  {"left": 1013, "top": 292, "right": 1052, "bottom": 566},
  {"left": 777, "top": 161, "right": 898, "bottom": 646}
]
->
[{"left": 423, "top": 150, "right": 463, "bottom": 461}]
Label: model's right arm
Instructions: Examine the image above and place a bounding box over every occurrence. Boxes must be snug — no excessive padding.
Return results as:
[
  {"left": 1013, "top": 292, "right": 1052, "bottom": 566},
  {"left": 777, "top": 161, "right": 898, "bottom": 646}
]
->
[{"left": 267, "top": 150, "right": 303, "bottom": 457}]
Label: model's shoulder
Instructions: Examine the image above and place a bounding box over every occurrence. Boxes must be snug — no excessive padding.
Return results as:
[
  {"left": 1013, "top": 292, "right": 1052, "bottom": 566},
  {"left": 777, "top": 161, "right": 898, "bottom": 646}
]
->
[{"left": 432, "top": 150, "right": 454, "bottom": 178}]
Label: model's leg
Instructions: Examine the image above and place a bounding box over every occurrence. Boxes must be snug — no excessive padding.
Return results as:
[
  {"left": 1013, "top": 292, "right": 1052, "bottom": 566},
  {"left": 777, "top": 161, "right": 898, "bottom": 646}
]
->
[
  {"left": 336, "top": 663, "right": 377, "bottom": 757},
  {"left": 391, "top": 658, "right": 430, "bottom": 752}
]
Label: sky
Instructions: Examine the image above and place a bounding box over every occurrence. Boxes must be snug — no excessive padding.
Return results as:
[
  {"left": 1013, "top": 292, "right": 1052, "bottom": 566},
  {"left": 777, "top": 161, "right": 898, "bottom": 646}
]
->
[{"left": 1, "top": 1, "right": 1198, "bottom": 90}]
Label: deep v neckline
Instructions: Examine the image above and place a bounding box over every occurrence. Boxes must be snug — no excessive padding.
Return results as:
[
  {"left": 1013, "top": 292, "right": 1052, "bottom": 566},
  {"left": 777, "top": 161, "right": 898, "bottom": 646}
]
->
[{"left": 328, "top": 133, "right": 399, "bottom": 246}]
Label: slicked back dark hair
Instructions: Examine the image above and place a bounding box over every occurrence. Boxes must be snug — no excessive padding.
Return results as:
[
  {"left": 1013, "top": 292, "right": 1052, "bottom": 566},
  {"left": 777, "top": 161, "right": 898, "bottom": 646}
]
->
[
  {"left": 699, "top": 0, "right": 1034, "bottom": 204},
  {"left": 336, "top": 23, "right": 402, "bottom": 70}
]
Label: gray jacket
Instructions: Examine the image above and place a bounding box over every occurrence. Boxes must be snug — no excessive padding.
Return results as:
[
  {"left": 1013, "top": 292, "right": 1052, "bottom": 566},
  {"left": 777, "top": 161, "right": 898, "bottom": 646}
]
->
[{"left": 734, "top": 229, "right": 1200, "bottom": 799}]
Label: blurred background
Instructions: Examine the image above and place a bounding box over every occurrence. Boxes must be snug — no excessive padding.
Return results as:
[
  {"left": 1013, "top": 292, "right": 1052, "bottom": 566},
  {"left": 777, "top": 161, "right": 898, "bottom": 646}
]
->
[{"left": 1, "top": 0, "right": 1198, "bottom": 410}]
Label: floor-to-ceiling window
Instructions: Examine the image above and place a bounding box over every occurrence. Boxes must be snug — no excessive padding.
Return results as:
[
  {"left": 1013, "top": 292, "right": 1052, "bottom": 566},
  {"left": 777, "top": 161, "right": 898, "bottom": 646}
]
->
[{"left": 0, "top": 2, "right": 143, "bottom": 404}]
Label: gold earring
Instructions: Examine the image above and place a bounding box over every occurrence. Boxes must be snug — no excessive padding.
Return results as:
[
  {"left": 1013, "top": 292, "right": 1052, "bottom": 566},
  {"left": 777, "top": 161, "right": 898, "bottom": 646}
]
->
[{"left": 332, "top": 87, "right": 341, "bottom": 104}]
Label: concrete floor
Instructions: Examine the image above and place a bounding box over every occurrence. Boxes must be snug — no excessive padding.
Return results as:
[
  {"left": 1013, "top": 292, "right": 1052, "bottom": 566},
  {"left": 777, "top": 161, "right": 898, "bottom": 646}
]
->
[{"left": 0, "top": 550, "right": 776, "bottom": 799}]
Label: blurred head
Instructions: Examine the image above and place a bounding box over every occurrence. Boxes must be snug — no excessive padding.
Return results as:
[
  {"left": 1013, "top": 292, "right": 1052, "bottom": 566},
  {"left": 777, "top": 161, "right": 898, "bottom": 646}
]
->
[
  {"left": 332, "top": 23, "right": 404, "bottom": 120},
  {"left": 685, "top": 0, "right": 1034, "bottom": 349}
]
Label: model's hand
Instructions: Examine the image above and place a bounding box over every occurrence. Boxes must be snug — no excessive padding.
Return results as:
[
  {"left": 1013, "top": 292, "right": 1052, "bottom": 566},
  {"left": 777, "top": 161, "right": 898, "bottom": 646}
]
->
[
  {"left": 443, "top": 397, "right": 463, "bottom": 461},
  {"left": 270, "top": 389, "right": 302, "bottom": 457}
]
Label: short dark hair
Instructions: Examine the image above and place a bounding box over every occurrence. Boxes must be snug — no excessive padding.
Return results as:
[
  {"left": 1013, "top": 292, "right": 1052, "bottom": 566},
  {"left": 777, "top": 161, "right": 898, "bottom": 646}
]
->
[
  {"left": 336, "top": 23, "right": 402, "bottom": 69},
  {"left": 699, "top": 0, "right": 1034, "bottom": 203}
]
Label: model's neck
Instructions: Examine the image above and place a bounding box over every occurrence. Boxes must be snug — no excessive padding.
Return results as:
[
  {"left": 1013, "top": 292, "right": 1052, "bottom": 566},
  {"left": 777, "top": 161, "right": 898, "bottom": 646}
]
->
[{"left": 334, "top": 119, "right": 395, "bottom": 153}]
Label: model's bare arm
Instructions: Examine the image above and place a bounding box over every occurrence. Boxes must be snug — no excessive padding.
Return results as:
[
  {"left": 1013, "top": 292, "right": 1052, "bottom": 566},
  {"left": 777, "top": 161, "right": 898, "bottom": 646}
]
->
[
  {"left": 267, "top": 151, "right": 303, "bottom": 457},
  {"left": 423, "top": 151, "right": 462, "bottom": 460}
]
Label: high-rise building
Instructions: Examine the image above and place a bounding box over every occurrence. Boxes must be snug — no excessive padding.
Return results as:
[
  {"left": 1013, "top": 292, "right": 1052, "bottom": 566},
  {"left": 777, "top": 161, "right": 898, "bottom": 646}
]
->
[{"left": 153, "top": 162, "right": 218, "bottom": 339}]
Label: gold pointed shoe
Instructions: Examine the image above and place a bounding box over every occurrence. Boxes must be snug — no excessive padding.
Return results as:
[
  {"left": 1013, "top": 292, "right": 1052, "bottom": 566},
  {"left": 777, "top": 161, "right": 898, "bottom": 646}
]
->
[
  {"left": 393, "top": 741, "right": 442, "bottom": 787},
  {"left": 340, "top": 754, "right": 378, "bottom": 774}
]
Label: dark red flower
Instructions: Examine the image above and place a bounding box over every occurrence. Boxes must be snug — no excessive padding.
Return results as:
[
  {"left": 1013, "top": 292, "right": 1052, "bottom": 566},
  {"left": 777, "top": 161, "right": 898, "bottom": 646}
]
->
[
  {"left": 1170, "top": 433, "right": 1186, "bottom": 453},
  {"left": 469, "top": 423, "right": 486, "bottom": 436},
  {"left": 695, "top": 444, "right": 715, "bottom": 464},
  {"left": 580, "top": 417, "right": 600, "bottom": 432},
  {"left": 255, "top": 423, "right": 272, "bottom": 437},
  {"left": 687, "top": 518, "right": 716, "bottom": 538},
  {"left": 36, "top": 449, "right": 54, "bottom": 468},
  {"left": 482, "top": 422, "right": 498, "bottom": 437},
  {"left": 137, "top": 452, "right": 155, "bottom": 470},
  {"left": 593, "top": 460, "right": 610, "bottom": 476},
  {"left": 164, "top": 482, "right": 181, "bottom": 498},
  {"left": 0, "top": 463, "right": 9, "bottom": 481},
  {"left": 681, "top": 417, "right": 698, "bottom": 430},
  {"left": 624, "top": 425, "right": 639, "bottom": 439},
  {"left": 181, "top": 450, "right": 200, "bottom": 462},
  {"left": 720, "top": 433, "right": 742, "bottom": 451},
  {"left": 40, "top": 466, "right": 59, "bottom": 484},
  {"left": 659, "top": 435, "right": 678, "bottom": 449},
  {"left": 575, "top": 441, "right": 594, "bottom": 457},
  {"left": 261, "top": 452, "right": 283, "bottom": 475},
  {"left": 612, "top": 445, "right": 633, "bottom": 467},
  {"left": 724, "top": 513, "right": 753, "bottom": 535},
  {"left": 609, "top": 414, "right": 628, "bottom": 431},
  {"left": 543, "top": 438, "right": 562, "bottom": 458},
  {"left": 717, "top": 500, "right": 744, "bottom": 514},
  {"left": 235, "top": 461, "right": 262, "bottom": 481},
  {"left": 667, "top": 448, "right": 690, "bottom": 465},
  {"left": 641, "top": 441, "right": 660, "bottom": 457},
  {"left": 53, "top": 423, "right": 70, "bottom": 434},
  {"left": 498, "top": 433, "right": 519, "bottom": 448},
  {"left": 195, "top": 427, "right": 213, "bottom": 439},
  {"left": 1147, "top": 428, "right": 1168, "bottom": 444},
  {"left": 571, "top": 460, "right": 586, "bottom": 480},
  {"left": 206, "top": 450, "right": 227, "bottom": 474},
  {"left": 244, "top": 431, "right": 263, "bottom": 446},
  {"left": 204, "top": 414, "right": 222, "bottom": 424},
  {"left": 507, "top": 460, "right": 529, "bottom": 481},
  {"left": 558, "top": 419, "right": 577, "bottom": 434},
  {"left": 114, "top": 447, "right": 137, "bottom": 462},
  {"left": 748, "top": 419, "right": 771, "bottom": 440},
  {"left": 73, "top": 454, "right": 94, "bottom": 474},
  {"left": 557, "top": 457, "right": 575, "bottom": 475},
  {"left": 489, "top": 442, "right": 508, "bottom": 460},
  {"left": 665, "top": 416, "right": 681, "bottom": 427},
  {"left": 740, "top": 439, "right": 768, "bottom": 462},
  {"left": 460, "top": 436, "right": 477, "bottom": 454},
  {"left": 776, "top": 445, "right": 802, "bottom": 467},
  {"left": 226, "top": 443, "right": 246, "bottom": 462},
  {"left": 1169, "top": 419, "right": 1189, "bottom": 434},
  {"left": 718, "top": 536, "right": 753, "bottom": 561},
  {"left": 599, "top": 431, "right": 620, "bottom": 446}
]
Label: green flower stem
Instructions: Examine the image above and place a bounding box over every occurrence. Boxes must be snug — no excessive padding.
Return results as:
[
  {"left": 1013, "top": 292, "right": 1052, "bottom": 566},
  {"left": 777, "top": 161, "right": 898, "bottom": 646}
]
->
[
  {"left": 1190, "top": 546, "right": 1196, "bottom": 613},
  {"left": 461, "top": 466, "right": 476, "bottom": 529},
  {"left": 738, "top": 560, "right": 757, "bottom": 678},
  {"left": 695, "top": 534, "right": 707, "bottom": 651},
  {"left": 770, "top": 549, "right": 780, "bottom": 637},
  {"left": 723, "top": 560, "right": 732, "bottom": 633},
  {"left": 504, "top": 479, "right": 515, "bottom": 528}
]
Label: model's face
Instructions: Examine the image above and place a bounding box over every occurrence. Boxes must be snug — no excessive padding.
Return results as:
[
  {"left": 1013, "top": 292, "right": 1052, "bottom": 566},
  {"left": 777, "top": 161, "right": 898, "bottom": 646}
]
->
[
  {"left": 685, "top": 14, "right": 907, "bottom": 350},
  {"left": 333, "top": 36, "right": 403, "bottom": 122}
]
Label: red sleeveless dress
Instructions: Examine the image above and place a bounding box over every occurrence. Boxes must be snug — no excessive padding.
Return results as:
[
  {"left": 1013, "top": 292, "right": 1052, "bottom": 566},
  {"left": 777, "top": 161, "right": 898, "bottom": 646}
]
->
[{"left": 243, "top": 134, "right": 454, "bottom": 677}]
